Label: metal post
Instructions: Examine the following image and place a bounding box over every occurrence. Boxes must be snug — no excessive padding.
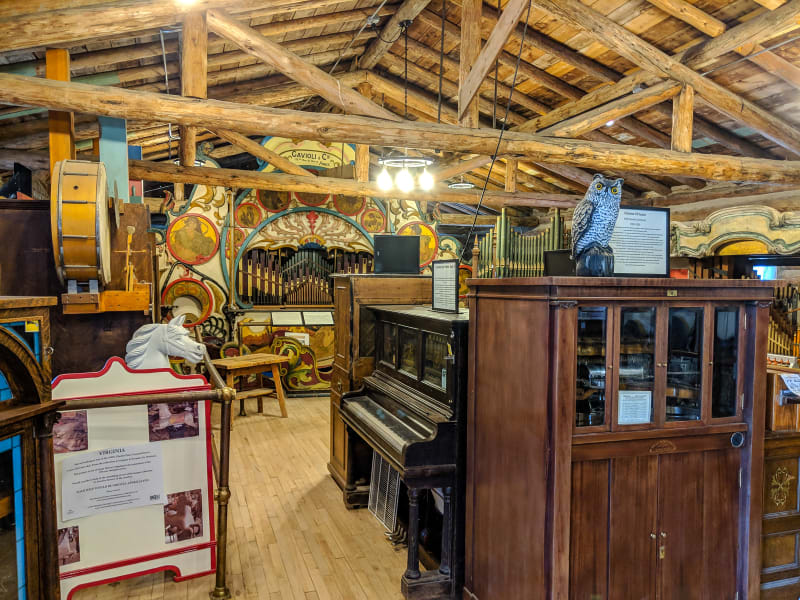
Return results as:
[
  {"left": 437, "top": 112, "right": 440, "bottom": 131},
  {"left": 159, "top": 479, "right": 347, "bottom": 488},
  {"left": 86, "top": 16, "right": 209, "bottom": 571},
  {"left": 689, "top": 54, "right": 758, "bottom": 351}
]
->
[{"left": 210, "top": 386, "right": 235, "bottom": 599}]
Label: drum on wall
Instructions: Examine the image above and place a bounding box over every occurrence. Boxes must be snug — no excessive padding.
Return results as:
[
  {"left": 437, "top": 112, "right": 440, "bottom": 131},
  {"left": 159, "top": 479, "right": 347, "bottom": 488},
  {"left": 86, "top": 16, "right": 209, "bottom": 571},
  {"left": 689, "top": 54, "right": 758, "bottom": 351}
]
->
[{"left": 50, "top": 160, "right": 112, "bottom": 287}]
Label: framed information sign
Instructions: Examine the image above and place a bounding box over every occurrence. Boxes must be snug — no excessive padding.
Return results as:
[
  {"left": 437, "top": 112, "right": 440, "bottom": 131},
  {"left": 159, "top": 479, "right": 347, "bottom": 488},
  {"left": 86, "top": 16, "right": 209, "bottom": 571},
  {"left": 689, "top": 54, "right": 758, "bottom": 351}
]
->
[
  {"left": 609, "top": 206, "right": 670, "bottom": 277},
  {"left": 432, "top": 260, "right": 460, "bottom": 313}
]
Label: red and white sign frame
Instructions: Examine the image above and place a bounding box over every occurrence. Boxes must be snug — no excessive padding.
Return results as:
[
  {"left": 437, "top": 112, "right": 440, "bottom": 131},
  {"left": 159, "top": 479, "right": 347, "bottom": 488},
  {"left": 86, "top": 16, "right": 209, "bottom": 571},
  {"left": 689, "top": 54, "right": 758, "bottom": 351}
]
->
[{"left": 52, "top": 357, "right": 216, "bottom": 599}]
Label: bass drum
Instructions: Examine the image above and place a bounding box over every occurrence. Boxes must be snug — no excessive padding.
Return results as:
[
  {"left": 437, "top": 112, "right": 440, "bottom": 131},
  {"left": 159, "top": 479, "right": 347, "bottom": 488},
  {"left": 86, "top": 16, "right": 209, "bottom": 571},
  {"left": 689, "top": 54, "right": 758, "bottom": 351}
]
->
[{"left": 50, "top": 160, "right": 112, "bottom": 287}]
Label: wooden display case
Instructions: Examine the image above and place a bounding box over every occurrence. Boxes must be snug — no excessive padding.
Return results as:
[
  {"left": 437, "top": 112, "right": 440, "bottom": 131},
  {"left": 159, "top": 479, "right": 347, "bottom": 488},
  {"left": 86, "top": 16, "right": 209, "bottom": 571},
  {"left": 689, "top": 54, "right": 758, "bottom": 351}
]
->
[
  {"left": 328, "top": 274, "right": 431, "bottom": 507},
  {"left": 465, "top": 277, "right": 772, "bottom": 599}
]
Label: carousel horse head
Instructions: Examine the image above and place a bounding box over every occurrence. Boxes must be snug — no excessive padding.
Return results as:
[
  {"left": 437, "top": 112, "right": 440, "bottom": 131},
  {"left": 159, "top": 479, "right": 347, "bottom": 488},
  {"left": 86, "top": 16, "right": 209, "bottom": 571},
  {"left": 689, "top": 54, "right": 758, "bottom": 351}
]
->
[{"left": 125, "top": 315, "right": 206, "bottom": 370}]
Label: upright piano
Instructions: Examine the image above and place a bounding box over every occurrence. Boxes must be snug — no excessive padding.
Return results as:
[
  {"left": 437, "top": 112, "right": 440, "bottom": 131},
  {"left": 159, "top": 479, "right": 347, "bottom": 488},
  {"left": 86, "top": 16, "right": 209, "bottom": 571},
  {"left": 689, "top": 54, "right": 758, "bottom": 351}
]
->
[{"left": 339, "top": 305, "right": 468, "bottom": 599}]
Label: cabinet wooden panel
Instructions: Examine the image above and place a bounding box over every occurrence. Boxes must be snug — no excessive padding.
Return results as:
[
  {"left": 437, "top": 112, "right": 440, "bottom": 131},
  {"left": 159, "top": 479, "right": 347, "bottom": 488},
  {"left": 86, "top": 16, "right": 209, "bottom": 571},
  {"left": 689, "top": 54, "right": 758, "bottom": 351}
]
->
[
  {"left": 466, "top": 278, "right": 772, "bottom": 600},
  {"left": 569, "top": 460, "right": 608, "bottom": 600},
  {"left": 609, "top": 456, "right": 658, "bottom": 599}
]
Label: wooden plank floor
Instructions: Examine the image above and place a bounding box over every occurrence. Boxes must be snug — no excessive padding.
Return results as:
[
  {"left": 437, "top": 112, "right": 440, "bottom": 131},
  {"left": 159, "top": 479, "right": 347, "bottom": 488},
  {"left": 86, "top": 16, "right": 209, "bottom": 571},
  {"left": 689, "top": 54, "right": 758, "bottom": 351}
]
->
[{"left": 73, "top": 396, "right": 407, "bottom": 600}]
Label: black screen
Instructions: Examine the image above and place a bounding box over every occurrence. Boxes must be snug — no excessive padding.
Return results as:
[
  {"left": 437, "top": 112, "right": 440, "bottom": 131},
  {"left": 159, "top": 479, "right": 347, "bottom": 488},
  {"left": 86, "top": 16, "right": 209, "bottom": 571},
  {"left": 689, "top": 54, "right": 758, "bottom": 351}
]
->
[
  {"left": 544, "top": 249, "right": 576, "bottom": 276},
  {"left": 374, "top": 235, "right": 420, "bottom": 274}
]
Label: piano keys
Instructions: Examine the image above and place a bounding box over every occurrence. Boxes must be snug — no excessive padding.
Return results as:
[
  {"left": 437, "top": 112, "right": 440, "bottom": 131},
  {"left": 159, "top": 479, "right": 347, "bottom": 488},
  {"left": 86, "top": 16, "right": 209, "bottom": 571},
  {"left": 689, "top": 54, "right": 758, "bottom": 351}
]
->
[{"left": 339, "top": 305, "right": 468, "bottom": 599}]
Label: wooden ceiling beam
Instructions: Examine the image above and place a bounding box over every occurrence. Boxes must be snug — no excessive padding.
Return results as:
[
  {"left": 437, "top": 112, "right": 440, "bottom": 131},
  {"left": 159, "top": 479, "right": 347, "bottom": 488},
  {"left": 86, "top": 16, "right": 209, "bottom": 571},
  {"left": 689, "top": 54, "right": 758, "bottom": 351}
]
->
[
  {"left": 538, "top": 81, "right": 682, "bottom": 138},
  {"left": 752, "top": 0, "right": 787, "bottom": 7},
  {"left": 682, "top": 1, "right": 800, "bottom": 71},
  {"left": 459, "top": 0, "right": 482, "bottom": 128},
  {"left": 647, "top": 0, "right": 800, "bottom": 88},
  {"left": 128, "top": 159, "right": 580, "bottom": 209},
  {"left": 458, "top": 0, "right": 530, "bottom": 120},
  {"left": 671, "top": 85, "right": 694, "bottom": 153},
  {"left": 533, "top": 0, "right": 800, "bottom": 157},
  {"left": 210, "top": 129, "right": 311, "bottom": 177},
  {"left": 432, "top": 155, "right": 492, "bottom": 182},
  {"left": 359, "top": 0, "right": 432, "bottom": 70},
  {"left": 3, "top": 74, "right": 800, "bottom": 183},
  {"left": 378, "top": 53, "right": 531, "bottom": 125},
  {"left": 206, "top": 9, "right": 399, "bottom": 121},
  {"left": 0, "top": 0, "right": 355, "bottom": 53},
  {"left": 399, "top": 38, "right": 551, "bottom": 115}
]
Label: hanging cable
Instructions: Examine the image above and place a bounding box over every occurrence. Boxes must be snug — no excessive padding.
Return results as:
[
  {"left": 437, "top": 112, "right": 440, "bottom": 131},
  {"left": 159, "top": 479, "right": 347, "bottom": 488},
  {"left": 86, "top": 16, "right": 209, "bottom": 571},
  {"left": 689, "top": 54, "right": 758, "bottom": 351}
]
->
[
  {"left": 437, "top": 2, "right": 447, "bottom": 124},
  {"left": 404, "top": 23, "right": 409, "bottom": 120},
  {"left": 460, "top": 0, "right": 533, "bottom": 262}
]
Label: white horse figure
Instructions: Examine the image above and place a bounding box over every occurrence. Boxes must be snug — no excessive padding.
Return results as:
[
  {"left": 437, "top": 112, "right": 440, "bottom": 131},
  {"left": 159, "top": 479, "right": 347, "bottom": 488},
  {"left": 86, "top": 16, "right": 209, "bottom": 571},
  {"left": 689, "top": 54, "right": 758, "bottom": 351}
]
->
[{"left": 125, "top": 315, "right": 206, "bottom": 370}]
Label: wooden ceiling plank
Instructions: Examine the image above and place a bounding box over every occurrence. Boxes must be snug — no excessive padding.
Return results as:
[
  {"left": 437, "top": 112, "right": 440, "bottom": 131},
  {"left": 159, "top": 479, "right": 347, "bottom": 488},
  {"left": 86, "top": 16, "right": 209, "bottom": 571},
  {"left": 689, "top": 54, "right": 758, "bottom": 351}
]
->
[
  {"left": 206, "top": 9, "right": 399, "bottom": 121},
  {"left": 359, "top": 0, "right": 433, "bottom": 70},
  {"left": 457, "top": 0, "right": 530, "bottom": 120},
  {"left": 751, "top": 0, "right": 788, "bottom": 8},
  {"left": 3, "top": 73, "right": 800, "bottom": 182},
  {"left": 533, "top": 0, "right": 800, "bottom": 156}
]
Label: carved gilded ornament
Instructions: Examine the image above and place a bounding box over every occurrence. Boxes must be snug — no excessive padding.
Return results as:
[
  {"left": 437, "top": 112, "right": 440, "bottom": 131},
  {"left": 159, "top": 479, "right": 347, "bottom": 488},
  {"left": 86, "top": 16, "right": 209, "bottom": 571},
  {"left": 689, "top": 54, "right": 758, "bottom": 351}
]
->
[
  {"left": 671, "top": 206, "right": 800, "bottom": 258},
  {"left": 770, "top": 466, "right": 797, "bottom": 510}
]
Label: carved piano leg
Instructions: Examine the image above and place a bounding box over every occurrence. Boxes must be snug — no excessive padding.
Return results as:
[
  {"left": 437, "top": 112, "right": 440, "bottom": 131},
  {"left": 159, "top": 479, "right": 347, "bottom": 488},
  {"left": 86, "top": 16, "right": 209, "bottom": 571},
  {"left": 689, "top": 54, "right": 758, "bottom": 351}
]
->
[
  {"left": 405, "top": 487, "right": 421, "bottom": 580},
  {"left": 439, "top": 486, "right": 453, "bottom": 577}
]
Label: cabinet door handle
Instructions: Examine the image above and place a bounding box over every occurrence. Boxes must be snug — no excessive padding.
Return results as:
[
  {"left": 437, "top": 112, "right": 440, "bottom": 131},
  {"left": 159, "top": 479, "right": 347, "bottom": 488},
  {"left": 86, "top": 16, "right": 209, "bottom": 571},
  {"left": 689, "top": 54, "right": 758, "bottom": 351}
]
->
[
  {"left": 650, "top": 533, "right": 656, "bottom": 539},
  {"left": 660, "top": 532, "right": 667, "bottom": 538}
]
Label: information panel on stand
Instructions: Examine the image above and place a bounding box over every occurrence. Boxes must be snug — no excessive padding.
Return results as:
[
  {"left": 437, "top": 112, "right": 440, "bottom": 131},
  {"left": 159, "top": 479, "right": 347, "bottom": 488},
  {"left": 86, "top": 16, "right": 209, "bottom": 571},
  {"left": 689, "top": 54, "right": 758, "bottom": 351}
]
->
[
  {"left": 51, "top": 358, "right": 216, "bottom": 600},
  {"left": 609, "top": 207, "right": 670, "bottom": 277}
]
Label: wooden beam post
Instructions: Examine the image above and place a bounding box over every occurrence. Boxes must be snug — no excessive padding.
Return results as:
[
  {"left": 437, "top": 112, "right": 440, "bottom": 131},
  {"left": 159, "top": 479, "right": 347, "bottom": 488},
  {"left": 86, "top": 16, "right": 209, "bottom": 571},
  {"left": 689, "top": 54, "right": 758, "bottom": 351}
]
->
[
  {"left": 177, "top": 10, "right": 207, "bottom": 203},
  {"left": 671, "top": 85, "right": 694, "bottom": 153},
  {"left": 458, "top": 0, "right": 529, "bottom": 120},
  {"left": 206, "top": 9, "right": 400, "bottom": 121},
  {"left": 355, "top": 84, "right": 372, "bottom": 184},
  {"left": 459, "top": 0, "right": 482, "bottom": 128},
  {"left": 505, "top": 158, "right": 518, "bottom": 193},
  {"left": 46, "top": 48, "right": 75, "bottom": 173}
]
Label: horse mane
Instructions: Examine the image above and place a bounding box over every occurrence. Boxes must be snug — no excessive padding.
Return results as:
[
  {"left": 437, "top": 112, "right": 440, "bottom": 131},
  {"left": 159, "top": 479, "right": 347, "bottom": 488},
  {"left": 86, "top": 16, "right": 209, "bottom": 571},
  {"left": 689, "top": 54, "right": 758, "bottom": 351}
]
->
[{"left": 125, "top": 324, "right": 162, "bottom": 368}]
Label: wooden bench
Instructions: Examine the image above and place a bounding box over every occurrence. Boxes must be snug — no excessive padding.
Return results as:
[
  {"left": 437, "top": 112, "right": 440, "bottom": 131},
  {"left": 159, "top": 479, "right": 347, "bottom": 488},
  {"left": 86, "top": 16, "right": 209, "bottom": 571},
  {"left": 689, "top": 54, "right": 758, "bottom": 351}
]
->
[{"left": 211, "top": 353, "right": 290, "bottom": 419}]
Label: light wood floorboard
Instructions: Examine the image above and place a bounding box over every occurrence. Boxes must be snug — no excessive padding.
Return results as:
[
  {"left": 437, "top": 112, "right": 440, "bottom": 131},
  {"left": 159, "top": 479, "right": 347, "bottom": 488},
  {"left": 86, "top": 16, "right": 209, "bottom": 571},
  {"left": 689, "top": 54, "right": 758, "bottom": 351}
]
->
[{"left": 73, "top": 396, "right": 407, "bottom": 600}]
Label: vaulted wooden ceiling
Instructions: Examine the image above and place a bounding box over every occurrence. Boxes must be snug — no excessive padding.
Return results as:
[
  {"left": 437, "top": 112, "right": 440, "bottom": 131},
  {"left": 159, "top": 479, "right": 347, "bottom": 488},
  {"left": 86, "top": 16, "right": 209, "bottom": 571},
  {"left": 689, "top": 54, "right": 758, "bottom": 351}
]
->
[{"left": 0, "top": 0, "right": 799, "bottom": 218}]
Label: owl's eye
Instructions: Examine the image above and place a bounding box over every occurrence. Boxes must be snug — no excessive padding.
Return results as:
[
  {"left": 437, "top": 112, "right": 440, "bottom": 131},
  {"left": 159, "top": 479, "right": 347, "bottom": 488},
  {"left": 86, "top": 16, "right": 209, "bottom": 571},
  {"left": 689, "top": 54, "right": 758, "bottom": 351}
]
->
[
  {"left": 611, "top": 186, "right": 618, "bottom": 194},
  {"left": 595, "top": 183, "right": 603, "bottom": 191}
]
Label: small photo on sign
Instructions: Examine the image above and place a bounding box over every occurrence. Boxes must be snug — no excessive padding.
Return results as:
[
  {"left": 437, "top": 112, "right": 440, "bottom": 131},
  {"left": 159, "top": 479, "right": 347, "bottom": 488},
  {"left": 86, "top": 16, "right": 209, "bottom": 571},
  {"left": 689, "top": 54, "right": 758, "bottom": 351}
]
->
[
  {"left": 53, "top": 411, "right": 88, "bottom": 454},
  {"left": 164, "top": 489, "right": 203, "bottom": 544},
  {"left": 148, "top": 402, "right": 199, "bottom": 442},
  {"left": 58, "top": 526, "right": 80, "bottom": 566}
]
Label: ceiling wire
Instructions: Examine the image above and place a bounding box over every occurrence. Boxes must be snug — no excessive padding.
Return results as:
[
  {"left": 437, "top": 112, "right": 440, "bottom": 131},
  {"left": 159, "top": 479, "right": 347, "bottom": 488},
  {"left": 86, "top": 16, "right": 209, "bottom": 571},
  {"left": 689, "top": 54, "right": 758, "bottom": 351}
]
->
[{"left": 460, "top": 0, "right": 533, "bottom": 262}]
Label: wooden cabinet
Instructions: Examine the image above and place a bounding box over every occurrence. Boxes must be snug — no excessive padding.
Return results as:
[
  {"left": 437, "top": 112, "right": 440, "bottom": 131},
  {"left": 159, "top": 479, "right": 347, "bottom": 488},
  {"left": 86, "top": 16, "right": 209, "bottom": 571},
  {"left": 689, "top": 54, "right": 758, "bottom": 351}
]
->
[
  {"left": 0, "top": 297, "right": 64, "bottom": 599},
  {"left": 465, "top": 278, "right": 771, "bottom": 600},
  {"left": 328, "top": 274, "right": 431, "bottom": 507}
]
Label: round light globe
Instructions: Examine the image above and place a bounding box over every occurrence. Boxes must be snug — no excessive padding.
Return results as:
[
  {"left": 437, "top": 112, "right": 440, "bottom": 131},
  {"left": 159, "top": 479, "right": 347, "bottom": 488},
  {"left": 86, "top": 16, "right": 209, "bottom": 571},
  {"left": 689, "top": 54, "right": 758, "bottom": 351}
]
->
[
  {"left": 396, "top": 168, "right": 414, "bottom": 193},
  {"left": 419, "top": 169, "right": 434, "bottom": 191},
  {"left": 377, "top": 168, "right": 393, "bottom": 191}
]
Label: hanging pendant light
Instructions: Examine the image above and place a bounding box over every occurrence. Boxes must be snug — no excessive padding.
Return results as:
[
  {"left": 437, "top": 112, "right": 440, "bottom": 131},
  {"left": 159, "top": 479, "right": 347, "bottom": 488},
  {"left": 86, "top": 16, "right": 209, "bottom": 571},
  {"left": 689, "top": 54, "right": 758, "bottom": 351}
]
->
[
  {"left": 377, "top": 167, "right": 393, "bottom": 191},
  {"left": 419, "top": 168, "right": 434, "bottom": 191},
  {"left": 448, "top": 176, "right": 475, "bottom": 190}
]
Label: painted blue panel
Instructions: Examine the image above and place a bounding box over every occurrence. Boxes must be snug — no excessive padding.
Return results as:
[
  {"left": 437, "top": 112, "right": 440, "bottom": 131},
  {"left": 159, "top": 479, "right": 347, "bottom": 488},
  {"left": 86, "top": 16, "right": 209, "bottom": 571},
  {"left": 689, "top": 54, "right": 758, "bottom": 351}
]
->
[
  {"left": 9, "top": 435, "right": 25, "bottom": 598},
  {"left": 12, "top": 444, "right": 21, "bottom": 493},
  {"left": 0, "top": 438, "right": 10, "bottom": 453},
  {"left": 0, "top": 371, "right": 11, "bottom": 402},
  {"left": 99, "top": 116, "right": 130, "bottom": 202}
]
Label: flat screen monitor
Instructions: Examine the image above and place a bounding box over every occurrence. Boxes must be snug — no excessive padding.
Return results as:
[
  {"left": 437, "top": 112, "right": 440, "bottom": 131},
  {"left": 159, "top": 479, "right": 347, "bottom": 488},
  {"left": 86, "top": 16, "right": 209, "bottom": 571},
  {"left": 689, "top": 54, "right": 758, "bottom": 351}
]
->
[
  {"left": 374, "top": 235, "right": 420, "bottom": 274},
  {"left": 544, "top": 249, "right": 576, "bottom": 276}
]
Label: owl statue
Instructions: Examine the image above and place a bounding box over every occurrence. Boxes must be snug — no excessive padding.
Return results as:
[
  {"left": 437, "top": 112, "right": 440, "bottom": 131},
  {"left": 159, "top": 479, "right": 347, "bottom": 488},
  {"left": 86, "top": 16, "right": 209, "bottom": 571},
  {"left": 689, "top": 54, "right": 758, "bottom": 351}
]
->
[{"left": 571, "top": 174, "right": 623, "bottom": 277}]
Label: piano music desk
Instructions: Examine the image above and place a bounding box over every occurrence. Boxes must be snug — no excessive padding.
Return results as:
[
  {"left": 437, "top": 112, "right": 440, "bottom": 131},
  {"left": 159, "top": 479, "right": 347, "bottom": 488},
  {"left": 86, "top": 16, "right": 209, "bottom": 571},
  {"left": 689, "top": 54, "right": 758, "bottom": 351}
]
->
[{"left": 212, "top": 353, "right": 289, "bottom": 420}]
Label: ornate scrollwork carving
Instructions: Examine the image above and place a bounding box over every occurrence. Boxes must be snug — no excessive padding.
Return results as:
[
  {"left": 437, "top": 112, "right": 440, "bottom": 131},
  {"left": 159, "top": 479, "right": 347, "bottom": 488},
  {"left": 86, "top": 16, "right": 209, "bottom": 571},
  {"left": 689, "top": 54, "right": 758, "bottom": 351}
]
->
[{"left": 770, "top": 466, "right": 796, "bottom": 510}]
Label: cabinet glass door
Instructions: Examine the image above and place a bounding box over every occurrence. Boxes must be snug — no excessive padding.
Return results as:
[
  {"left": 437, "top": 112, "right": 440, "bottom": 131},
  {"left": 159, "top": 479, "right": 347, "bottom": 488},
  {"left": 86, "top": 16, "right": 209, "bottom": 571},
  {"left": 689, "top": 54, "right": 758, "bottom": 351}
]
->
[
  {"left": 712, "top": 307, "right": 739, "bottom": 418},
  {"left": 576, "top": 307, "right": 608, "bottom": 427},
  {"left": 666, "top": 308, "right": 703, "bottom": 422},
  {"left": 617, "top": 307, "right": 656, "bottom": 426}
]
